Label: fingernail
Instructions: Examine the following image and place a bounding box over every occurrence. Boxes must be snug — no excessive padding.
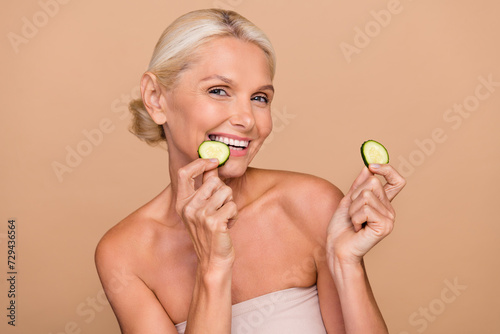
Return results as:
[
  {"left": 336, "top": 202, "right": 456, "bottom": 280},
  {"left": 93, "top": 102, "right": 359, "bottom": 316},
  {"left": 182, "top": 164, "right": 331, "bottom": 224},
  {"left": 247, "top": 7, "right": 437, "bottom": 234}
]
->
[
  {"left": 209, "top": 158, "right": 219, "bottom": 163},
  {"left": 370, "top": 164, "right": 381, "bottom": 169}
]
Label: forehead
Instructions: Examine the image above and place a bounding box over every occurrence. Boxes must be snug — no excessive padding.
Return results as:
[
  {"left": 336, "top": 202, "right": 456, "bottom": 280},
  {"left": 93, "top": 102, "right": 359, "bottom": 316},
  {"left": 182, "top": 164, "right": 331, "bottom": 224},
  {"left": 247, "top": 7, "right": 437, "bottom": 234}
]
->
[{"left": 184, "top": 37, "right": 272, "bottom": 84}]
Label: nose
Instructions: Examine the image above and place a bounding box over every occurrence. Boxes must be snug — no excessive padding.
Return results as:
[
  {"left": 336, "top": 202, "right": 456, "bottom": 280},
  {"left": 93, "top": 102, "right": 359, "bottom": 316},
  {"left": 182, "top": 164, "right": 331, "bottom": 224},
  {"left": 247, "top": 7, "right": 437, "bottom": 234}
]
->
[{"left": 229, "top": 99, "right": 255, "bottom": 130}]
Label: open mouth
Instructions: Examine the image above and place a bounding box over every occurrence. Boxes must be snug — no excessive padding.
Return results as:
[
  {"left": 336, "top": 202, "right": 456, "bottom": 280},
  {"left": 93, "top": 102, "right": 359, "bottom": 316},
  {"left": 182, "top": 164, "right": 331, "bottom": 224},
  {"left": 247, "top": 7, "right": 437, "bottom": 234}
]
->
[{"left": 208, "top": 134, "right": 250, "bottom": 151}]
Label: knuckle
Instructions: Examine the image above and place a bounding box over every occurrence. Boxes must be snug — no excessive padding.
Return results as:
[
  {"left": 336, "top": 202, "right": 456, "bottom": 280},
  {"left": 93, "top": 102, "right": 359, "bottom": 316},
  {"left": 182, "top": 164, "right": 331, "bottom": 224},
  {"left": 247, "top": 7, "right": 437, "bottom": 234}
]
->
[
  {"left": 373, "top": 227, "right": 384, "bottom": 237},
  {"left": 401, "top": 177, "right": 407, "bottom": 187},
  {"left": 374, "top": 222, "right": 392, "bottom": 237},
  {"left": 204, "top": 216, "right": 218, "bottom": 229},
  {"left": 388, "top": 209, "right": 396, "bottom": 220},
  {"left": 380, "top": 217, "right": 394, "bottom": 234},
  {"left": 385, "top": 220, "right": 394, "bottom": 235},
  {"left": 348, "top": 206, "right": 355, "bottom": 218},
  {"left": 369, "top": 177, "right": 382, "bottom": 189},
  {"left": 206, "top": 175, "right": 222, "bottom": 186},
  {"left": 222, "top": 186, "right": 233, "bottom": 198},
  {"left": 361, "top": 189, "right": 372, "bottom": 200},
  {"left": 204, "top": 174, "right": 216, "bottom": 182},
  {"left": 222, "top": 202, "right": 238, "bottom": 218},
  {"left": 362, "top": 203, "right": 371, "bottom": 215},
  {"left": 225, "top": 201, "right": 237, "bottom": 211},
  {"left": 204, "top": 215, "right": 213, "bottom": 225},
  {"left": 177, "top": 167, "right": 189, "bottom": 180},
  {"left": 182, "top": 205, "right": 196, "bottom": 220}
]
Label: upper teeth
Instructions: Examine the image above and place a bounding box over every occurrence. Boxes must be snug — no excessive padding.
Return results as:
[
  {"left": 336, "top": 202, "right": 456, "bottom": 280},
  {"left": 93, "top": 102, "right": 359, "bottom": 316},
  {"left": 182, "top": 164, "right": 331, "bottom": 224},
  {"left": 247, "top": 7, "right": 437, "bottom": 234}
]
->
[{"left": 209, "top": 135, "right": 249, "bottom": 148}]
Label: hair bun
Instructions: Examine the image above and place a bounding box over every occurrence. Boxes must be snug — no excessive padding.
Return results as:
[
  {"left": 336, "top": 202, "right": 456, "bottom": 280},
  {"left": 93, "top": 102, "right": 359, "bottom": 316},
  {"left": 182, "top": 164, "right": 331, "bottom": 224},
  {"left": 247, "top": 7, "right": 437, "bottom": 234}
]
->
[{"left": 128, "top": 98, "right": 166, "bottom": 146}]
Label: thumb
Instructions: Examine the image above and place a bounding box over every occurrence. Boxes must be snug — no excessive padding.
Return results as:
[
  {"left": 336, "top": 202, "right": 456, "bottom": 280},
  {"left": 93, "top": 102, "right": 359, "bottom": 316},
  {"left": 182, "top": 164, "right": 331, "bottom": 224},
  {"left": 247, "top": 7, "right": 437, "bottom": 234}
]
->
[{"left": 202, "top": 159, "right": 219, "bottom": 183}]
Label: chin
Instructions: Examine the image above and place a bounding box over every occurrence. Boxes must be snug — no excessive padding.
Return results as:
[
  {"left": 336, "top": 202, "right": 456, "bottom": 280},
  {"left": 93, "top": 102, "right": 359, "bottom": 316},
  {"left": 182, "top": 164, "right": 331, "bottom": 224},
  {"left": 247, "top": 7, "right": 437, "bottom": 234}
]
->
[{"left": 218, "top": 161, "right": 249, "bottom": 179}]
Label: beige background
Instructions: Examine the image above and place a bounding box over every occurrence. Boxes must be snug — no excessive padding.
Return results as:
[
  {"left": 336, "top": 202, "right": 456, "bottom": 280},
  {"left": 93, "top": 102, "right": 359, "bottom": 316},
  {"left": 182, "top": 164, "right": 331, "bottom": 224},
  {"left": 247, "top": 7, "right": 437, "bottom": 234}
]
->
[{"left": 1, "top": 0, "right": 499, "bottom": 333}]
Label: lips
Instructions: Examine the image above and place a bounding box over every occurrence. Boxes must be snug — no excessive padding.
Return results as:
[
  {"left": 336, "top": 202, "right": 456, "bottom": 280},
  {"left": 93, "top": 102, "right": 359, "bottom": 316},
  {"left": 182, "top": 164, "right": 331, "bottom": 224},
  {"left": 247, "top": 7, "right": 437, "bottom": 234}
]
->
[{"left": 208, "top": 134, "right": 250, "bottom": 151}]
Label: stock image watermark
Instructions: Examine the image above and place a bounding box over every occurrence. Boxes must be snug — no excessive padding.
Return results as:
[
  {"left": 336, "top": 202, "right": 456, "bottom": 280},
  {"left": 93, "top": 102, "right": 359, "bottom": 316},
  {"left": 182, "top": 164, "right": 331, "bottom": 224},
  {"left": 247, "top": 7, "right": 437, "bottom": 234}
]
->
[
  {"left": 339, "top": 0, "right": 418, "bottom": 63},
  {"left": 281, "top": 245, "right": 324, "bottom": 287},
  {"left": 7, "top": 0, "right": 73, "bottom": 54},
  {"left": 261, "top": 105, "right": 296, "bottom": 151},
  {"left": 397, "top": 73, "right": 499, "bottom": 178},
  {"left": 398, "top": 277, "right": 467, "bottom": 334},
  {"left": 232, "top": 288, "right": 292, "bottom": 333},
  {"left": 6, "top": 218, "right": 18, "bottom": 327},
  {"left": 51, "top": 86, "right": 140, "bottom": 183}
]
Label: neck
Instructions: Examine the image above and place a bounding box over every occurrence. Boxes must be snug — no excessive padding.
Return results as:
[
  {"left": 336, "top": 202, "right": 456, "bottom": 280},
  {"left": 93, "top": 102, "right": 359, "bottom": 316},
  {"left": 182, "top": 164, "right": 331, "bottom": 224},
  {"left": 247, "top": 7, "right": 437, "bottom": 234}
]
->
[{"left": 168, "top": 158, "right": 249, "bottom": 215}]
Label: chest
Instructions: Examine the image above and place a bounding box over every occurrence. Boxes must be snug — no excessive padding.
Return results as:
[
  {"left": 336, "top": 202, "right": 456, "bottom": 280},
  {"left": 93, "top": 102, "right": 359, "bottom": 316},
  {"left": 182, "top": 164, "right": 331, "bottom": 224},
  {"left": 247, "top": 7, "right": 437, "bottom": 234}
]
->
[{"left": 142, "top": 207, "right": 317, "bottom": 325}]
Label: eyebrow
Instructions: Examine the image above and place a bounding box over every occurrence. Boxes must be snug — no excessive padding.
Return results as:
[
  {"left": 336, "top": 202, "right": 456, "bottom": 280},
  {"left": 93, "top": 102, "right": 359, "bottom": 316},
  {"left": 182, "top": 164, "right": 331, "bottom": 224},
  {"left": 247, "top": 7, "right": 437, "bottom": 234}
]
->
[{"left": 200, "top": 74, "right": 274, "bottom": 93}]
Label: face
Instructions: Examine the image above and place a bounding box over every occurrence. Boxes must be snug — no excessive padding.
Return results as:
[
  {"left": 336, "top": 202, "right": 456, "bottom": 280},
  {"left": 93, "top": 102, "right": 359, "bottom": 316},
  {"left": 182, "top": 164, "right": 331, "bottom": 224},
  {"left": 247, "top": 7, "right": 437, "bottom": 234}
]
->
[{"left": 161, "top": 37, "right": 274, "bottom": 178}]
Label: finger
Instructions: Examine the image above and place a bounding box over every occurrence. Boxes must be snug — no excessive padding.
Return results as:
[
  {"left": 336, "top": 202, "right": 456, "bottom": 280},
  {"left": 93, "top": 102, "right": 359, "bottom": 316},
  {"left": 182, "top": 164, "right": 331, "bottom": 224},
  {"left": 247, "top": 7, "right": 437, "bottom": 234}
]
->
[
  {"left": 177, "top": 170, "right": 224, "bottom": 218},
  {"left": 203, "top": 162, "right": 219, "bottom": 183},
  {"left": 204, "top": 185, "right": 234, "bottom": 215},
  {"left": 177, "top": 159, "right": 219, "bottom": 198},
  {"left": 368, "top": 164, "right": 406, "bottom": 201},
  {"left": 351, "top": 203, "right": 394, "bottom": 237},
  {"left": 350, "top": 175, "right": 391, "bottom": 210},
  {"left": 326, "top": 195, "right": 354, "bottom": 234},
  {"left": 350, "top": 203, "right": 376, "bottom": 233},
  {"left": 211, "top": 201, "right": 238, "bottom": 230},
  {"left": 345, "top": 167, "right": 373, "bottom": 198},
  {"left": 349, "top": 190, "right": 395, "bottom": 226},
  {"left": 189, "top": 174, "right": 226, "bottom": 206}
]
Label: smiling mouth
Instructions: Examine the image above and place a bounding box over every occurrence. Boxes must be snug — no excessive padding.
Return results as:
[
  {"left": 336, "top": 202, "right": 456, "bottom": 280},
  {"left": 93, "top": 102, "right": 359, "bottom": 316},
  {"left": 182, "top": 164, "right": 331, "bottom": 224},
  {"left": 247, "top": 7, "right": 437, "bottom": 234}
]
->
[{"left": 208, "top": 134, "right": 250, "bottom": 151}]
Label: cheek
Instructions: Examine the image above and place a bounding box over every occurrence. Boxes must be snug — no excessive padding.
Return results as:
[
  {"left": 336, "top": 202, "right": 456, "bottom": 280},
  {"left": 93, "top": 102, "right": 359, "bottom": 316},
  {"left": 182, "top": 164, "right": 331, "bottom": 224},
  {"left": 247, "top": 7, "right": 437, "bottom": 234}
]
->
[
  {"left": 190, "top": 99, "right": 226, "bottom": 124},
  {"left": 170, "top": 100, "right": 217, "bottom": 132},
  {"left": 257, "top": 112, "right": 273, "bottom": 138}
]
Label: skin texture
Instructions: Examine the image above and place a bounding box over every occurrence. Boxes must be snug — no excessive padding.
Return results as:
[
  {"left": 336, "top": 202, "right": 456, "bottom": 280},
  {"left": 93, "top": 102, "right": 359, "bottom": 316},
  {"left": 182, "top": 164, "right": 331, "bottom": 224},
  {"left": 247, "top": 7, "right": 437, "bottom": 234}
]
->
[{"left": 95, "top": 37, "right": 406, "bottom": 334}]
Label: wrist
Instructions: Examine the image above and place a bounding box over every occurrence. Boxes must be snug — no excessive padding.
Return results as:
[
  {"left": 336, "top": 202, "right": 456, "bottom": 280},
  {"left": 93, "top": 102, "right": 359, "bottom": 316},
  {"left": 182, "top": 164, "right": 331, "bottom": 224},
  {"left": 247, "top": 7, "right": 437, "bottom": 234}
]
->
[
  {"left": 332, "top": 257, "right": 364, "bottom": 280},
  {"left": 326, "top": 236, "right": 363, "bottom": 270},
  {"left": 197, "top": 261, "right": 233, "bottom": 288},
  {"left": 327, "top": 247, "right": 365, "bottom": 288}
]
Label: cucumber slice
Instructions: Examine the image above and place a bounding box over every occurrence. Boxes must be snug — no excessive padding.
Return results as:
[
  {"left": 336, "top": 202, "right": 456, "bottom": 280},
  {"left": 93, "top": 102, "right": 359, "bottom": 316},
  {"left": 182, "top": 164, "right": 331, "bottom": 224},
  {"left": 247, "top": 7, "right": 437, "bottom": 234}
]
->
[
  {"left": 198, "top": 141, "right": 230, "bottom": 166},
  {"left": 361, "top": 140, "right": 389, "bottom": 167}
]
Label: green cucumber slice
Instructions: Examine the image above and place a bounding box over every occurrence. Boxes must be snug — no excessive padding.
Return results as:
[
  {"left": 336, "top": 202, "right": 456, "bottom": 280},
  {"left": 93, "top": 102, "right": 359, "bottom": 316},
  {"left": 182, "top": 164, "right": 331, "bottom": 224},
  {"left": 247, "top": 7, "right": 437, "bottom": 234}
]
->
[
  {"left": 198, "top": 141, "right": 230, "bottom": 166},
  {"left": 361, "top": 140, "right": 389, "bottom": 167}
]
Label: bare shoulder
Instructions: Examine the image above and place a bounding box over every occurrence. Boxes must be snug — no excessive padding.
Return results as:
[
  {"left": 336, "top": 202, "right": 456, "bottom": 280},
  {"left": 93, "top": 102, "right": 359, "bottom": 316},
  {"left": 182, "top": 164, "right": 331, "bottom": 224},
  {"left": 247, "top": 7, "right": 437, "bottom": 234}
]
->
[
  {"left": 250, "top": 168, "right": 343, "bottom": 207},
  {"left": 249, "top": 168, "right": 344, "bottom": 227},
  {"left": 95, "top": 211, "right": 144, "bottom": 270},
  {"left": 94, "top": 189, "right": 178, "bottom": 332},
  {"left": 95, "top": 189, "right": 170, "bottom": 275},
  {"left": 94, "top": 218, "right": 145, "bottom": 298}
]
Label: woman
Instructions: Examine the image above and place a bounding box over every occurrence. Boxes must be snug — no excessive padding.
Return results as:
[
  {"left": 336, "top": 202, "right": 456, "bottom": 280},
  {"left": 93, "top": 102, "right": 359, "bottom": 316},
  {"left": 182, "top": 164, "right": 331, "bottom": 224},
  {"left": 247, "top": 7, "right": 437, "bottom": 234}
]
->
[{"left": 95, "top": 8, "right": 405, "bottom": 334}]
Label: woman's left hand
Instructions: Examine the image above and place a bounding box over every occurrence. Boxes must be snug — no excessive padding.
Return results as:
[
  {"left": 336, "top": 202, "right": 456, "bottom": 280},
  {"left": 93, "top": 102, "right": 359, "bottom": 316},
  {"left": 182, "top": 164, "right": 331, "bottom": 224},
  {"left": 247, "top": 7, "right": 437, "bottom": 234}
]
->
[{"left": 327, "top": 164, "right": 406, "bottom": 266}]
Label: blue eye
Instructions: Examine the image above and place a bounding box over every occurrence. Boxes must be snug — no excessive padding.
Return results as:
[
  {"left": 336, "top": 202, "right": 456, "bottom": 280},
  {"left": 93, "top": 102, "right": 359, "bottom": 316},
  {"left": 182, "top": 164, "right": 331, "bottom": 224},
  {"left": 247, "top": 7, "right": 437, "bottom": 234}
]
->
[
  {"left": 252, "top": 95, "right": 268, "bottom": 104},
  {"left": 209, "top": 88, "right": 228, "bottom": 96}
]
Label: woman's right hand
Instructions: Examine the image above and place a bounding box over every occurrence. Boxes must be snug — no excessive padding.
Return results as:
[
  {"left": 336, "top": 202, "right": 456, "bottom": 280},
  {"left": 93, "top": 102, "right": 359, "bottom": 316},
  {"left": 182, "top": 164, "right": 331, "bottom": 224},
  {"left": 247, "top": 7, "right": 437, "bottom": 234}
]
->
[{"left": 175, "top": 158, "right": 238, "bottom": 273}]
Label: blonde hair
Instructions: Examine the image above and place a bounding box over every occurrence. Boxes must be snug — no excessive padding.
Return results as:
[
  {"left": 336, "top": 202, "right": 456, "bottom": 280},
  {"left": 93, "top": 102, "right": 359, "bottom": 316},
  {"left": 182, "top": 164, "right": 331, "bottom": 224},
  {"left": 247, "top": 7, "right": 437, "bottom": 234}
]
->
[{"left": 129, "top": 8, "right": 276, "bottom": 146}]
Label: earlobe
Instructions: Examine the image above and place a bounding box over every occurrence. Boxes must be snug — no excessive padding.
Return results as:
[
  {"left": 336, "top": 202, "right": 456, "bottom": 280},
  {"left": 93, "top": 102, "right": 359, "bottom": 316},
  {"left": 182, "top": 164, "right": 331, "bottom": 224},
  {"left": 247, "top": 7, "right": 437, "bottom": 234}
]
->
[{"left": 140, "top": 72, "right": 167, "bottom": 125}]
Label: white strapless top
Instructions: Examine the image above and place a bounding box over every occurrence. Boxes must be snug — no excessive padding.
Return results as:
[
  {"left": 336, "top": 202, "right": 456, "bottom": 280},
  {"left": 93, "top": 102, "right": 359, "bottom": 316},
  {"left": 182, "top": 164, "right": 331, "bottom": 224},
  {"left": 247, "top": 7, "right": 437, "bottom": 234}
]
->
[{"left": 175, "top": 285, "right": 326, "bottom": 333}]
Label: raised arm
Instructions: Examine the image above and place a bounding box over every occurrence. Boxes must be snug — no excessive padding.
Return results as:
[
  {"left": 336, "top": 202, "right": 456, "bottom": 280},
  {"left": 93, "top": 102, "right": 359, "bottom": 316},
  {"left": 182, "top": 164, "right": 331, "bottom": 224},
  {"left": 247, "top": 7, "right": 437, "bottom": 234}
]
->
[
  {"left": 325, "top": 164, "right": 406, "bottom": 333},
  {"left": 174, "top": 158, "right": 237, "bottom": 333}
]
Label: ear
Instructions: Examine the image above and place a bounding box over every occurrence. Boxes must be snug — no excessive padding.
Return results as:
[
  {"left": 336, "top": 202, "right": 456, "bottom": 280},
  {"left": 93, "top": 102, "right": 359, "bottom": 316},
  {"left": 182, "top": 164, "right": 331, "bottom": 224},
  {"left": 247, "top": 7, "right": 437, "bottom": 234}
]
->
[{"left": 140, "top": 72, "right": 167, "bottom": 125}]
